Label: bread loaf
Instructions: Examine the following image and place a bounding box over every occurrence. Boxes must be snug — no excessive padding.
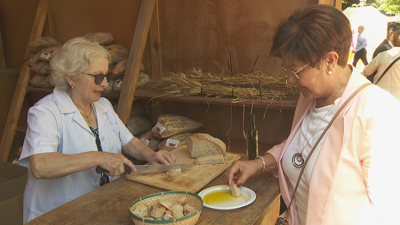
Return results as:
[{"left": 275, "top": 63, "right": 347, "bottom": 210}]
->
[
  {"left": 187, "top": 133, "right": 226, "bottom": 158},
  {"left": 158, "top": 133, "right": 194, "bottom": 151},
  {"left": 151, "top": 114, "right": 202, "bottom": 139},
  {"left": 82, "top": 32, "right": 114, "bottom": 45},
  {"left": 193, "top": 154, "right": 225, "bottom": 165}
]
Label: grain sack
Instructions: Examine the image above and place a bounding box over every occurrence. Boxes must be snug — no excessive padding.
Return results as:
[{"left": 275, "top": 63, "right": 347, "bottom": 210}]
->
[
  {"left": 139, "top": 130, "right": 162, "bottom": 151},
  {"left": 82, "top": 32, "right": 114, "bottom": 45},
  {"left": 110, "top": 59, "right": 127, "bottom": 80},
  {"left": 104, "top": 44, "right": 129, "bottom": 63},
  {"left": 30, "top": 61, "right": 48, "bottom": 74},
  {"left": 151, "top": 114, "right": 202, "bottom": 139},
  {"left": 127, "top": 116, "right": 153, "bottom": 136},
  {"left": 39, "top": 45, "right": 61, "bottom": 61},
  {"left": 158, "top": 133, "right": 194, "bottom": 151},
  {"left": 30, "top": 74, "right": 50, "bottom": 87},
  {"left": 42, "top": 75, "right": 54, "bottom": 87},
  {"left": 29, "top": 52, "right": 41, "bottom": 67},
  {"left": 103, "top": 79, "right": 115, "bottom": 93},
  {"left": 39, "top": 62, "right": 50, "bottom": 75},
  {"left": 137, "top": 72, "right": 150, "bottom": 88},
  {"left": 28, "top": 37, "right": 60, "bottom": 52},
  {"left": 113, "top": 76, "right": 123, "bottom": 92}
]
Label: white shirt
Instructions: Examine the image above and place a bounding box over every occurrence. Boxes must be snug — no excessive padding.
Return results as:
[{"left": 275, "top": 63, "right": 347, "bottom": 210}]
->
[
  {"left": 282, "top": 98, "right": 339, "bottom": 225},
  {"left": 19, "top": 87, "right": 133, "bottom": 223}
]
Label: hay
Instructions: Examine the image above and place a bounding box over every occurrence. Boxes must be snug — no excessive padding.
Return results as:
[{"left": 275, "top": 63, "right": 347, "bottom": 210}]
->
[{"left": 143, "top": 69, "right": 298, "bottom": 102}]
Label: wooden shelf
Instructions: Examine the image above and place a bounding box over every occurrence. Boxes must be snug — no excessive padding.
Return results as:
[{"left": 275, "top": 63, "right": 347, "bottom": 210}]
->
[
  {"left": 134, "top": 89, "right": 298, "bottom": 109},
  {"left": 26, "top": 86, "right": 121, "bottom": 99}
]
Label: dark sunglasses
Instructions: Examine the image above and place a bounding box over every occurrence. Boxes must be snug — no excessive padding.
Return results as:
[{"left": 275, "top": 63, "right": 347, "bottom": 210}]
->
[{"left": 83, "top": 72, "right": 112, "bottom": 85}]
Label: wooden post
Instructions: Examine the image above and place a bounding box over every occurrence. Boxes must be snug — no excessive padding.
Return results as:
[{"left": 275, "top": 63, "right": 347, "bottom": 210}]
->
[
  {"left": 318, "top": 0, "right": 342, "bottom": 11},
  {"left": 149, "top": 0, "right": 162, "bottom": 79},
  {"left": 117, "top": 0, "right": 156, "bottom": 124},
  {"left": 0, "top": 0, "right": 49, "bottom": 162},
  {"left": 0, "top": 29, "right": 6, "bottom": 69}
]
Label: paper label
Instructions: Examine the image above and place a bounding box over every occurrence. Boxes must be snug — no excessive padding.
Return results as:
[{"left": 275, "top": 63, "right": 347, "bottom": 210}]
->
[
  {"left": 114, "top": 80, "right": 122, "bottom": 88},
  {"left": 166, "top": 139, "right": 179, "bottom": 148},
  {"left": 40, "top": 52, "right": 51, "bottom": 59},
  {"left": 140, "top": 138, "right": 149, "bottom": 146},
  {"left": 154, "top": 122, "right": 165, "bottom": 134}
]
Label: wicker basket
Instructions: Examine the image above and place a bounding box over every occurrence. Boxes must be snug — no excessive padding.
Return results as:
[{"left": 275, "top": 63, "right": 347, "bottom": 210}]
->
[{"left": 129, "top": 191, "right": 203, "bottom": 225}]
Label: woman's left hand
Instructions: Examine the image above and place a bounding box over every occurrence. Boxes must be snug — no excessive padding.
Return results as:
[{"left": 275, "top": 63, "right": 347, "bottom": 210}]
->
[{"left": 147, "top": 150, "right": 176, "bottom": 165}]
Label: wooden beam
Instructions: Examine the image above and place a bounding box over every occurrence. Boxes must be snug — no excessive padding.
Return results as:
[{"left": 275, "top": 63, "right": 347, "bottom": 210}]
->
[
  {"left": 117, "top": 0, "right": 156, "bottom": 124},
  {"left": 0, "top": 29, "right": 6, "bottom": 69},
  {"left": 0, "top": 0, "right": 49, "bottom": 162},
  {"left": 149, "top": 0, "right": 162, "bottom": 79}
]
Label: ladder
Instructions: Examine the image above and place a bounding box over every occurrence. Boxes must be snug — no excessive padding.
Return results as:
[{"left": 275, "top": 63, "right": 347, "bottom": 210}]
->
[{"left": 0, "top": 0, "right": 162, "bottom": 162}]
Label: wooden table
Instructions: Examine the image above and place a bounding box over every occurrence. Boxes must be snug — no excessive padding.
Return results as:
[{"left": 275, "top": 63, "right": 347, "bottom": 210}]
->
[{"left": 26, "top": 171, "right": 280, "bottom": 225}]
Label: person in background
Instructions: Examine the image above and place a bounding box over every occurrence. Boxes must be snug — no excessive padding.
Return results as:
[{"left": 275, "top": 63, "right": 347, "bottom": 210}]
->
[
  {"left": 226, "top": 5, "right": 400, "bottom": 224},
  {"left": 372, "top": 23, "right": 400, "bottom": 59},
  {"left": 352, "top": 25, "right": 368, "bottom": 67},
  {"left": 19, "top": 37, "right": 176, "bottom": 223},
  {"left": 364, "top": 30, "right": 400, "bottom": 101}
]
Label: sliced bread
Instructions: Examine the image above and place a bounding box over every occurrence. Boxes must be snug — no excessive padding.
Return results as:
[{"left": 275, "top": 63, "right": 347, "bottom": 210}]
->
[
  {"left": 187, "top": 133, "right": 226, "bottom": 158},
  {"left": 193, "top": 154, "right": 225, "bottom": 165},
  {"left": 230, "top": 183, "right": 241, "bottom": 197}
]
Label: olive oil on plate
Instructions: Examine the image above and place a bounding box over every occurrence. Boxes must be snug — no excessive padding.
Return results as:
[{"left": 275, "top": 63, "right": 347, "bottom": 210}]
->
[{"left": 203, "top": 190, "right": 247, "bottom": 207}]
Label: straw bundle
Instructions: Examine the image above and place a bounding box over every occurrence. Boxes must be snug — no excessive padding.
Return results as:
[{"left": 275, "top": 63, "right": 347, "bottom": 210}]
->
[{"left": 143, "top": 69, "right": 298, "bottom": 102}]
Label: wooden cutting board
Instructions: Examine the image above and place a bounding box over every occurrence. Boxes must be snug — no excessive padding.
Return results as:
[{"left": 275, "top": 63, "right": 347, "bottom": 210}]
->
[{"left": 125, "top": 146, "right": 241, "bottom": 193}]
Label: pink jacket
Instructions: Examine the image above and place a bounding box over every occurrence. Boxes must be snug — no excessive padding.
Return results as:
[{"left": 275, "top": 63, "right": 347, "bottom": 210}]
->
[{"left": 268, "top": 68, "right": 400, "bottom": 224}]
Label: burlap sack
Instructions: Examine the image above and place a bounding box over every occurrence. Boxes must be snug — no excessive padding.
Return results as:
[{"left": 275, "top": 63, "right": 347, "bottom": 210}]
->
[
  {"left": 42, "top": 74, "right": 54, "bottom": 88},
  {"left": 137, "top": 72, "right": 149, "bottom": 88},
  {"left": 30, "top": 61, "right": 48, "bottom": 74},
  {"left": 39, "top": 45, "right": 61, "bottom": 61},
  {"left": 82, "top": 32, "right": 114, "bottom": 45},
  {"left": 113, "top": 76, "right": 123, "bottom": 92},
  {"left": 151, "top": 114, "right": 203, "bottom": 139},
  {"left": 139, "top": 130, "right": 162, "bottom": 151},
  {"left": 29, "top": 52, "right": 41, "bottom": 67},
  {"left": 127, "top": 116, "right": 153, "bottom": 136},
  {"left": 158, "top": 133, "right": 195, "bottom": 151},
  {"left": 39, "top": 62, "right": 50, "bottom": 75},
  {"left": 104, "top": 44, "right": 129, "bottom": 63},
  {"left": 28, "top": 37, "right": 60, "bottom": 52},
  {"left": 110, "top": 59, "right": 127, "bottom": 80},
  {"left": 30, "top": 74, "right": 49, "bottom": 87},
  {"left": 103, "top": 79, "right": 115, "bottom": 93}
]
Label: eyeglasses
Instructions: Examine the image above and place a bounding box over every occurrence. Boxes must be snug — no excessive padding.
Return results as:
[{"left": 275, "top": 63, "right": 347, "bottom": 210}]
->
[
  {"left": 281, "top": 63, "right": 309, "bottom": 80},
  {"left": 83, "top": 72, "right": 112, "bottom": 85}
]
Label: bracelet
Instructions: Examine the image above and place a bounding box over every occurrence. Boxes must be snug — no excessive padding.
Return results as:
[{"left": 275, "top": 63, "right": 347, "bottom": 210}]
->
[
  {"left": 255, "top": 158, "right": 263, "bottom": 173},
  {"left": 255, "top": 156, "right": 266, "bottom": 173}
]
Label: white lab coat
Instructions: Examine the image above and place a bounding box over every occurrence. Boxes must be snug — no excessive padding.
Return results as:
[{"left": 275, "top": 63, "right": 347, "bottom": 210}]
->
[{"left": 19, "top": 87, "right": 133, "bottom": 223}]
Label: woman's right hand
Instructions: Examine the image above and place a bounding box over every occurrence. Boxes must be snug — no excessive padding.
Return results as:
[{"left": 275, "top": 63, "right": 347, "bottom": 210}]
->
[
  {"left": 226, "top": 159, "right": 261, "bottom": 187},
  {"left": 97, "top": 151, "right": 136, "bottom": 176}
]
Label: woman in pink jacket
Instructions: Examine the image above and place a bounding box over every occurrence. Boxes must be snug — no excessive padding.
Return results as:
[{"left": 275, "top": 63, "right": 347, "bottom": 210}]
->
[{"left": 226, "top": 5, "right": 400, "bottom": 225}]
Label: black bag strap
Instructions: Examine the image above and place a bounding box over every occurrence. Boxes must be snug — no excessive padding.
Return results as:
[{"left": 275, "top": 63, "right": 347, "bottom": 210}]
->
[{"left": 375, "top": 55, "right": 400, "bottom": 84}]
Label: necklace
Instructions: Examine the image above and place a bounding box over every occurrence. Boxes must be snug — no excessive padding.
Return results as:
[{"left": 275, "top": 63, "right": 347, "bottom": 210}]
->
[
  {"left": 78, "top": 104, "right": 93, "bottom": 124},
  {"left": 292, "top": 102, "right": 335, "bottom": 168}
]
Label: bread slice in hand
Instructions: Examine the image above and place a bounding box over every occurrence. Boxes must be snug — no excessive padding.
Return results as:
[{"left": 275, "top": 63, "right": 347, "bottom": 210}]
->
[
  {"left": 187, "top": 133, "right": 226, "bottom": 158},
  {"left": 194, "top": 154, "right": 225, "bottom": 165},
  {"left": 230, "top": 183, "right": 241, "bottom": 197}
]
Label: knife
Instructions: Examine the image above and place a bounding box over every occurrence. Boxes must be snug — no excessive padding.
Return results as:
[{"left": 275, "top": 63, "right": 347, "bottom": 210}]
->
[{"left": 95, "top": 163, "right": 193, "bottom": 174}]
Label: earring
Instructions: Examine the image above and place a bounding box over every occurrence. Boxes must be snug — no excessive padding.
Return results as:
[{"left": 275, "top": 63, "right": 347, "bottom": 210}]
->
[
  {"left": 327, "top": 71, "right": 332, "bottom": 75},
  {"left": 71, "top": 84, "right": 75, "bottom": 89}
]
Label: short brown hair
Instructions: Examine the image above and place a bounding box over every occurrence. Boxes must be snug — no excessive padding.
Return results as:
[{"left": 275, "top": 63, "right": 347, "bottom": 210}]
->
[
  {"left": 270, "top": 5, "right": 352, "bottom": 67},
  {"left": 393, "top": 30, "right": 400, "bottom": 47}
]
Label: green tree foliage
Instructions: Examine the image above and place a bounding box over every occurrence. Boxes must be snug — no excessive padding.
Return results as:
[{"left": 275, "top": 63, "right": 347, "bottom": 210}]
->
[{"left": 375, "top": 0, "right": 400, "bottom": 15}]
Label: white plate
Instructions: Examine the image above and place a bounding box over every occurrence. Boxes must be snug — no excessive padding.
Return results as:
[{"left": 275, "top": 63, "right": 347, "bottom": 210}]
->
[{"left": 198, "top": 185, "right": 256, "bottom": 210}]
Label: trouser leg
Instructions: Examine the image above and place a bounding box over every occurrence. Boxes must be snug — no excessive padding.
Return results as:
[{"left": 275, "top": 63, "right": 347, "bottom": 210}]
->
[
  {"left": 359, "top": 48, "right": 368, "bottom": 65},
  {"left": 353, "top": 52, "right": 360, "bottom": 67}
]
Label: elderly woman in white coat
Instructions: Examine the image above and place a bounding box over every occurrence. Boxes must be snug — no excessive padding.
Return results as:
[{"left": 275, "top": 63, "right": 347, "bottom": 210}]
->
[
  {"left": 19, "top": 37, "right": 176, "bottom": 223},
  {"left": 226, "top": 5, "right": 400, "bottom": 225}
]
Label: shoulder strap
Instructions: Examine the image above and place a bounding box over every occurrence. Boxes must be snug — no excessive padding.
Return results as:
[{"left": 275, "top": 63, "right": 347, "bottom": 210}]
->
[
  {"left": 284, "top": 82, "right": 373, "bottom": 220},
  {"left": 375, "top": 55, "right": 400, "bottom": 84}
]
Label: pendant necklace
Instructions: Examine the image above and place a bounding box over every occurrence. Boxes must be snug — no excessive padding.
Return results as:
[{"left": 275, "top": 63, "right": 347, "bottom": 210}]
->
[
  {"left": 292, "top": 103, "right": 335, "bottom": 168},
  {"left": 79, "top": 104, "right": 93, "bottom": 124}
]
